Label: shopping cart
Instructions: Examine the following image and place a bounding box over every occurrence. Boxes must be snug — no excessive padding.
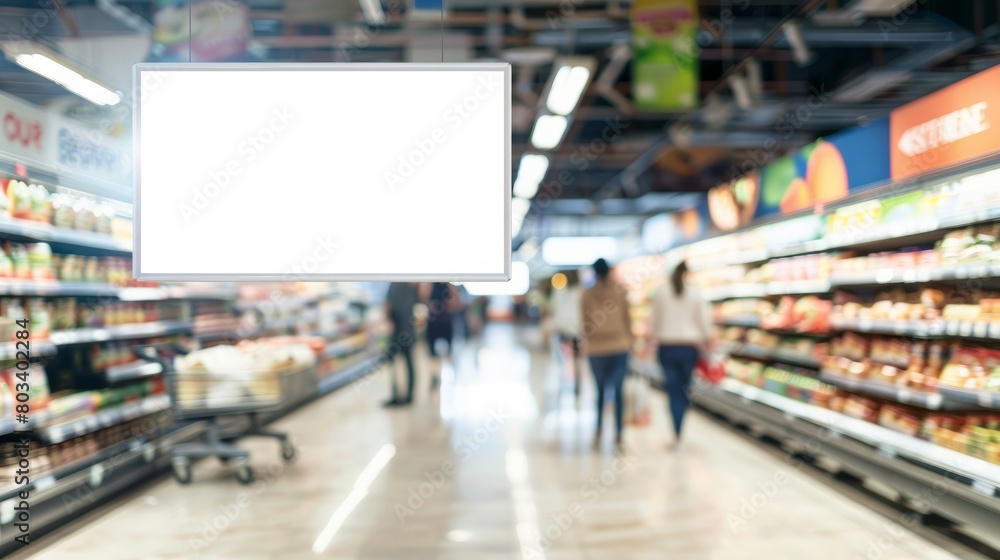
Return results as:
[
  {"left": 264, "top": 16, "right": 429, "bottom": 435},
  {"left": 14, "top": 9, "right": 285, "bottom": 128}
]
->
[{"left": 133, "top": 343, "right": 312, "bottom": 485}]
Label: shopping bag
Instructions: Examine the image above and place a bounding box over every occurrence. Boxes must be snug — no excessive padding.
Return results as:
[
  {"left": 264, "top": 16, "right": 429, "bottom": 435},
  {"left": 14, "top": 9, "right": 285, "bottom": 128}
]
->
[
  {"left": 624, "top": 374, "right": 651, "bottom": 427},
  {"left": 696, "top": 352, "right": 727, "bottom": 385}
]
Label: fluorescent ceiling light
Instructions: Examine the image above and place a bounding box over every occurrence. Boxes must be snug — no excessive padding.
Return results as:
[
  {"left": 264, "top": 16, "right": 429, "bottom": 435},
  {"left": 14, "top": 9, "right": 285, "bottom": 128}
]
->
[
  {"left": 542, "top": 236, "right": 618, "bottom": 266},
  {"left": 459, "top": 262, "right": 530, "bottom": 296},
  {"left": 530, "top": 114, "right": 568, "bottom": 150},
  {"left": 546, "top": 65, "right": 591, "bottom": 116},
  {"left": 729, "top": 74, "right": 752, "bottom": 110},
  {"left": 782, "top": 21, "right": 813, "bottom": 67},
  {"left": 358, "top": 0, "right": 386, "bottom": 25},
  {"left": 8, "top": 50, "right": 120, "bottom": 106},
  {"left": 512, "top": 197, "right": 531, "bottom": 236},
  {"left": 513, "top": 154, "right": 549, "bottom": 198}
]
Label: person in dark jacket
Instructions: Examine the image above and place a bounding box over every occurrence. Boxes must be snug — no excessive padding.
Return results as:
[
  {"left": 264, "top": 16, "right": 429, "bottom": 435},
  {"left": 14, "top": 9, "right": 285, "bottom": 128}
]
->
[
  {"left": 384, "top": 282, "right": 418, "bottom": 406},
  {"left": 425, "top": 282, "right": 461, "bottom": 389}
]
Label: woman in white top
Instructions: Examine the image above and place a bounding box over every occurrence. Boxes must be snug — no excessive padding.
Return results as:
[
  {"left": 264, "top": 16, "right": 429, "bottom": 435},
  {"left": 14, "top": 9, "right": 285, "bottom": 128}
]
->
[
  {"left": 648, "top": 260, "right": 713, "bottom": 448},
  {"left": 551, "top": 270, "right": 585, "bottom": 399}
]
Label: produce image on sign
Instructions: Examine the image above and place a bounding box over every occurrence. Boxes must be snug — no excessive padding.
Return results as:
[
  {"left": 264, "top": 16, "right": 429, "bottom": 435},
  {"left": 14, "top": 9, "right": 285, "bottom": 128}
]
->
[
  {"left": 631, "top": 0, "right": 699, "bottom": 110},
  {"left": 758, "top": 118, "right": 890, "bottom": 217},
  {"left": 708, "top": 172, "right": 758, "bottom": 231},
  {"left": 150, "top": 0, "right": 251, "bottom": 62},
  {"left": 890, "top": 65, "right": 1000, "bottom": 180}
]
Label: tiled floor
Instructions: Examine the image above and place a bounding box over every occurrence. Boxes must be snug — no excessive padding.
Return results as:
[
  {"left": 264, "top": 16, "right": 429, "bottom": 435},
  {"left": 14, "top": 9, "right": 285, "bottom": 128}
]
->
[{"left": 20, "top": 324, "right": 963, "bottom": 559}]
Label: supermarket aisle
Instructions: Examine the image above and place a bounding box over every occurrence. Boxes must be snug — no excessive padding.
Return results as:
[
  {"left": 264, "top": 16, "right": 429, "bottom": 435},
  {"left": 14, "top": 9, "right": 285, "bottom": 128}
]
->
[{"left": 21, "top": 325, "right": 961, "bottom": 560}]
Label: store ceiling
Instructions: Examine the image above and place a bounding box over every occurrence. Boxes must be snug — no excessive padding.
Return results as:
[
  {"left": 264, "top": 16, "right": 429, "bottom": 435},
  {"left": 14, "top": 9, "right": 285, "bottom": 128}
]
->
[{"left": 0, "top": 0, "right": 996, "bottom": 243}]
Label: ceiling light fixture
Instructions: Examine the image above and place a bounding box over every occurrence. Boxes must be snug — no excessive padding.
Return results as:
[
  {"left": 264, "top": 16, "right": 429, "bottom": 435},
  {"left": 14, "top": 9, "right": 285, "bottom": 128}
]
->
[
  {"left": 782, "top": 20, "right": 813, "bottom": 67},
  {"left": 513, "top": 154, "right": 550, "bottom": 198},
  {"left": 358, "top": 0, "right": 386, "bottom": 25},
  {"left": 729, "top": 74, "right": 752, "bottom": 110},
  {"left": 546, "top": 65, "right": 591, "bottom": 116},
  {"left": 541, "top": 236, "right": 619, "bottom": 266},
  {"left": 2, "top": 43, "right": 121, "bottom": 106},
  {"left": 530, "top": 114, "right": 568, "bottom": 150},
  {"left": 512, "top": 197, "right": 532, "bottom": 236}
]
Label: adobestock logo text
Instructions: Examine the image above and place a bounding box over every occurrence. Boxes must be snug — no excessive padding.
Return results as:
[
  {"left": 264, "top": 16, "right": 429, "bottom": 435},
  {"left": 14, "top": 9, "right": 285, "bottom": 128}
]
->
[
  {"left": 180, "top": 107, "right": 295, "bottom": 222},
  {"left": 384, "top": 74, "right": 502, "bottom": 193}
]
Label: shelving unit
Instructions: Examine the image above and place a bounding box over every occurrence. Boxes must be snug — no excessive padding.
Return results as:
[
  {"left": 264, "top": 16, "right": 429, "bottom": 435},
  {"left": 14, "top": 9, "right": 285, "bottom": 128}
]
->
[
  {"left": 818, "top": 370, "right": 946, "bottom": 410},
  {"left": 0, "top": 167, "right": 388, "bottom": 553},
  {"left": 691, "top": 378, "right": 1000, "bottom": 537},
  {"left": 623, "top": 158, "right": 1000, "bottom": 551}
]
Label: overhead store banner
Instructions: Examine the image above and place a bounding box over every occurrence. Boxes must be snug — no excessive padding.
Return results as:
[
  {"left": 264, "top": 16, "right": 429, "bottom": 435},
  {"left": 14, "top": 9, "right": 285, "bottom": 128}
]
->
[
  {"left": 0, "top": 90, "right": 130, "bottom": 186},
  {"left": 707, "top": 173, "right": 758, "bottom": 232},
  {"left": 0, "top": 90, "right": 47, "bottom": 163},
  {"left": 47, "top": 113, "right": 132, "bottom": 185},
  {"left": 757, "top": 118, "right": 890, "bottom": 217},
  {"left": 890, "top": 65, "right": 1000, "bottom": 180},
  {"left": 134, "top": 63, "right": 511, "bottom": 281},
  {"left": 149, "top": 0, "right": 251, "bottom": 62},
  {"left": 631, "top": 0, "right": 699, "bottom": 110}
]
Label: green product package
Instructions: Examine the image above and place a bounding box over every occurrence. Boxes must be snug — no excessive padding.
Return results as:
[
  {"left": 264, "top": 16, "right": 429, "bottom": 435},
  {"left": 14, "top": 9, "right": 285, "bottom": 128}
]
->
[{"left": 631, "top": 0, "right": 699, "bottom": 110}]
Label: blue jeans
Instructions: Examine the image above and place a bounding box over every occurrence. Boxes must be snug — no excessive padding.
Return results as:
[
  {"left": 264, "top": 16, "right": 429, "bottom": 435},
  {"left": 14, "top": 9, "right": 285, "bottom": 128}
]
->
[
  {"left": 657, "top": 345, "right": 699, "bottom": 437},
  {"left": 588, "top": 352, "right": 629, "bottom": 438}
]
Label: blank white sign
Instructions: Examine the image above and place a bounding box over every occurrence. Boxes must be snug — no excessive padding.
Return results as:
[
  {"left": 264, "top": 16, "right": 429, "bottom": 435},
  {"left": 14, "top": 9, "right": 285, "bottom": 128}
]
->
[{"left": 134, "top": 63, "right": 510, "bottom": 281}]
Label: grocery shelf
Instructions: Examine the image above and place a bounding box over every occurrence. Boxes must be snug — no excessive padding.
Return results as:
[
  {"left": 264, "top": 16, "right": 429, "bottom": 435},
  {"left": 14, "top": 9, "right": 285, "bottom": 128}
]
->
[
  {"left": 937, "top": 387, "right": 1000, "bottom": 410},
  {"left": 692, "top": 378, "right": 1000, "bottom": 535},
  {"left": 39, "top": 394, "right": 171, "bottom": 444},
  {"left": 703, "top": 284, "right": 767, "bottom": 301},
  {"left": 0, "top": 216, "right": 131, "bottom": 253},
  {"left": 0, "top": 421, "right": 204, "bottom": 556},
  {"left": 323, "top": 338, "right": 367, "bottom": 360},
  {"left": 829, "top": 264, "right": 1000, "bottom": 287},
  {"left": 0, "top": 340, "right": 57, "bottom": 360},
  {"left": 0, "top": 283, "right": 237, "bottom": 300},
  {"left": 47, "top": 321, "right": 194, "bottom": 346},
  {"left": 703, "top": 280, "right": 831, "bottom": 301},
  {"left": 105, "top": 360, "right": 164, "bottom": 383},
  {"left": 0, "top": 281, "right": 120, "bottom": 297},
  {"left": 317, "top": 350, "right": 385, "bottom": 395},
  {"left": 717, "top": 315, "right": 761, "bottom": 328},
  {"left": 818, "top": 370, "right": 946, "bottom": 410},
  {"left": 236, "top": 295, "right": 316, "bottom": 313},
  {"left": 688, "top": 247, "right": 771, "bottom": 271},
  {"left": 722, "top": 341, "right": 771, "bottom": 361},
  {"left": 765, "top": 279, "right": 831, "bottom": 296},
  {"left": 770, "top": 348, "right": 823, "bottom": 369},
  {"left": 119, "top": 286, "right": 239, "bottom": 301},
  {"left": 0, "top": 410, "right": 51, "bottom": 437},
  {"left": 831, "top": 316, "right": 1000, "bottom": 340}
]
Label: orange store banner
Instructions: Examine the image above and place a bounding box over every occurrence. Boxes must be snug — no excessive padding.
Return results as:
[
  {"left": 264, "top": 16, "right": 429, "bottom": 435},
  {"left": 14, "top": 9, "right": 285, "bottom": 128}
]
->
[{"left": 890, "top": 65, "right": 1000, "bottom": 180}]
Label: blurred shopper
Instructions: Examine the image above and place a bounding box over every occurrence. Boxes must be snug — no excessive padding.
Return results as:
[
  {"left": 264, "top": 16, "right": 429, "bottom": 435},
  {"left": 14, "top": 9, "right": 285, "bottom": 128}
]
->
[
  {"left": 384, "top": 282, "right": 418, "bottom": 407},
  {"left": 581, "top": 259, "right": 633, "bottom": 449},
  {"left": 425, "top": 282, "right": 461, "bottom": 389},
  {"left": 552, "top": 270, "right": 585, "bottom": 400},
  {"left": 649, "top": 260, "right": 712, "bottom": 449}
]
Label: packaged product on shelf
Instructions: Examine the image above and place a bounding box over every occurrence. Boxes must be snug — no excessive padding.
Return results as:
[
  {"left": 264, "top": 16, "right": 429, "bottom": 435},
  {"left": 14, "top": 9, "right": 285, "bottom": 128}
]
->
[
  {"left": 27, "top": 243, "right": 54, "bottom": 280},
  {"left": 939, "top": 346, "right": 1000, "bottom": 391},
  {"left": 29, "top": 298, "right": 51, "bottom": 339},
  {"left": 0, "top": 246, "right": 11, "bottom": 278},
  {"left": 51, "top": 193, "right": 76, "bottom": 228},
  {"left": 73, "top": 199, "right": 97, "bottom": 232},
  {"left": 30, "top": 184, "right": 51, "bottom": 222},
  {"left": 8, "top": 243, "right": 29, "bottom": 279},
  {"left": 6, "top": 180, "right": 32, "bottom": 220},
  {"left": 94, "top": 204, "right": 115, "bottom": 235},
  {"left": 842, "top": 394, "right": 881, "bottom": 423},
  {"left": 878, "top": 404, "right": 923, "bottom": 437},
  {"left": 0, "top": 374, "right": 13, "bottom": 420}
]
